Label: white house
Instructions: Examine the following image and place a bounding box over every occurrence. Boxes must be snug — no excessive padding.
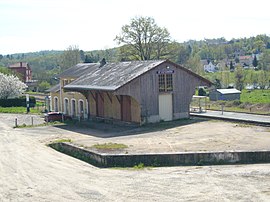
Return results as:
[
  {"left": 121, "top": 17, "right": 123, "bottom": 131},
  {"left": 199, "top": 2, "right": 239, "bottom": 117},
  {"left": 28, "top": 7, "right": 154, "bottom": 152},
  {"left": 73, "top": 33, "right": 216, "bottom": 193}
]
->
[{"left": 204, "top": 61, "right": 217, "bottom": 72}]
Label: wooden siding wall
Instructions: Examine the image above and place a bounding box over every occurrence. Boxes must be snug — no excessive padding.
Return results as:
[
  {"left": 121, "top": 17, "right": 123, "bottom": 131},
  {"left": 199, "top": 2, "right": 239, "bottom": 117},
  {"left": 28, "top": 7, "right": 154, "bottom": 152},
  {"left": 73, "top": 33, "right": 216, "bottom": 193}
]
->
[
  {"left": 115, "top": 62, "right": 210, "bottom": 121},
  {"left": 130, "top": 97, "right": 141, "bottom": 123},
  {"left": 88, "top": 93, "right": 96, "bottom": 117},
  {"left": 87, "top": 92, "right": 139, "bottom": 122}
]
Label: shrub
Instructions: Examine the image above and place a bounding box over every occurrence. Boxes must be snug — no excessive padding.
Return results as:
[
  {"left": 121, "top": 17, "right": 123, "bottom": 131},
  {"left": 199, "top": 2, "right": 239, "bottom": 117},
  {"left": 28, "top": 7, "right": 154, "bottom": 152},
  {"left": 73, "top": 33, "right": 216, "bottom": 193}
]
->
[
  {"left": 198, "top": 88, "right": 206, "bottom": 96},
  {"left": 0, "top": 96, "right": 36, "bottom": 107}
]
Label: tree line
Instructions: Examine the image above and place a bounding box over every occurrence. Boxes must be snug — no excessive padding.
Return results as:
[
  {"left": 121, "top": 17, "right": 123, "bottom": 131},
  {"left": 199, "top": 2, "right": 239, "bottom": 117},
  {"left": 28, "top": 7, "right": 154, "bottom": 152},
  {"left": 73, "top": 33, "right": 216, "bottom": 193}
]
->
[{"left": 0, "top": 16, "right": 270, "bottom": 91}]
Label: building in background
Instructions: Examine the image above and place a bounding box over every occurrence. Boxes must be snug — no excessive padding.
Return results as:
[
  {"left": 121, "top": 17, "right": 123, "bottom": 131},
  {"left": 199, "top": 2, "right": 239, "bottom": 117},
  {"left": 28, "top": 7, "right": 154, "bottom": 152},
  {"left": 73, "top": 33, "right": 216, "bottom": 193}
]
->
[
  {"left": 209, "top": 88, "right": 241, "bottom": 101},
  {"left": 8, "top": 62, "right": 32, "bottom": 82},
  {"left": 8, "top": 62, "right": 38, "bottom": 91}
]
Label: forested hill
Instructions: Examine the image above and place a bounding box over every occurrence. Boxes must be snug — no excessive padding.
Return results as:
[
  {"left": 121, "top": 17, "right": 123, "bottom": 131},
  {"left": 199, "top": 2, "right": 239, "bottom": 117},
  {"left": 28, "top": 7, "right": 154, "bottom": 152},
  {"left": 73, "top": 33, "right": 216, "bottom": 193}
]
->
[{"left": 0, "top": 34, "right": 269, "bottom": 83}]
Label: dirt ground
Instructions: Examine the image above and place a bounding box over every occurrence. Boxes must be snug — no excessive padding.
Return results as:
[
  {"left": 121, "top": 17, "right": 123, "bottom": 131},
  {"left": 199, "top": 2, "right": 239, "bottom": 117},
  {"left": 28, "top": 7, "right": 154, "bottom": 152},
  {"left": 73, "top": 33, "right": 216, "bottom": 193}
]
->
[
  {"left": 1, "top": 113, "right": 270, "bottom": 201},
  {"left": 44, "top": 118, "right": 270, "bottom": 155}
]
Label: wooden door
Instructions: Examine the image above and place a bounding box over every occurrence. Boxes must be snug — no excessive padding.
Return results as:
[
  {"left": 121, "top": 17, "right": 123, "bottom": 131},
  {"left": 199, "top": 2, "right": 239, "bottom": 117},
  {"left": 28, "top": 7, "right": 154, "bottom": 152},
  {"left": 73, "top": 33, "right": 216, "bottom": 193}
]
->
[
  {"left": 159, "top": 94, "right": 173, "bottom": 121},
  {"left": 121, "top": 95, "right": 131, "bottom": 122}
]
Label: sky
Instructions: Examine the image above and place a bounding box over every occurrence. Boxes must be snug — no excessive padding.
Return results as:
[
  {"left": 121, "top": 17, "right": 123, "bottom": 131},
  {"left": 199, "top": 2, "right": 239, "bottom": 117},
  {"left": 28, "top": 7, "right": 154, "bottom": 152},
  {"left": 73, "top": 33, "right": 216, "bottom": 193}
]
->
[{"left": 1, "top": 0, "right": 270, "bottom": 55}]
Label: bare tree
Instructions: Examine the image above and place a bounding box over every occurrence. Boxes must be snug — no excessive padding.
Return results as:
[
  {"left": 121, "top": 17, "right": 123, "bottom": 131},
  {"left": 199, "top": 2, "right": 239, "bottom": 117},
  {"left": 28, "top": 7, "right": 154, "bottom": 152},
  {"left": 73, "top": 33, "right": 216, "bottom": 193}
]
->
[{"left": 115, "top": 16, "right": 171, "bottom": 60}]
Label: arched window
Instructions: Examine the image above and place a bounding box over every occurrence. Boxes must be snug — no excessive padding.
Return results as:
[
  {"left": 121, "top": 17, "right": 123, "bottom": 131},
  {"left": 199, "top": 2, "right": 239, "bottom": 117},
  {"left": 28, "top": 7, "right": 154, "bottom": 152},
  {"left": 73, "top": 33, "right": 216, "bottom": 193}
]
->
[
  {"left": 71, "top": 99, "right": 76, "bottom": 117},
  {"left": 54, "top": 97, "right": 59, "bottom": 112},
  {"left": 64, "top": 98, "right": 69, "bottom": 115},
  {"left": 78, "top": 100, "right": 84, "bottom": 118}
]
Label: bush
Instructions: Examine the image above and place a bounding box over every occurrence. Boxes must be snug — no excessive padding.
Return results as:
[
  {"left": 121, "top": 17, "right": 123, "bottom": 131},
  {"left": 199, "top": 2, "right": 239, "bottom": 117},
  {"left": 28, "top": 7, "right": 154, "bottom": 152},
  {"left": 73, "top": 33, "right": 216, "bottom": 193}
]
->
[
  {"left": 198, "top": 88, "right": 206, "bottom": 96},
  {"left": 0, "top": 96, "right": 36, "bottom": 107}
]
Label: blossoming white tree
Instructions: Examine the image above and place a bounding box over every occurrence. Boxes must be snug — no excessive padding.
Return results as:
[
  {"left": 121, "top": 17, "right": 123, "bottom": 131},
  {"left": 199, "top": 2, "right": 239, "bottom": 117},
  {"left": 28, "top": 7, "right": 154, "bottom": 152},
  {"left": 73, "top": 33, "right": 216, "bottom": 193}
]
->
[{"left": 0, "top": 73, "right": 27, "bottom": 99}]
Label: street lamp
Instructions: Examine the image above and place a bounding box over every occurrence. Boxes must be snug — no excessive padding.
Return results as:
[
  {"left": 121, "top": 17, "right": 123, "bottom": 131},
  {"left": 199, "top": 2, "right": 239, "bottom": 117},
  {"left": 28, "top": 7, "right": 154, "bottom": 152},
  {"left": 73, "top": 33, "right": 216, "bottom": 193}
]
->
[{"left": 55, "top": 65, "right": 64, "bottom": 122}]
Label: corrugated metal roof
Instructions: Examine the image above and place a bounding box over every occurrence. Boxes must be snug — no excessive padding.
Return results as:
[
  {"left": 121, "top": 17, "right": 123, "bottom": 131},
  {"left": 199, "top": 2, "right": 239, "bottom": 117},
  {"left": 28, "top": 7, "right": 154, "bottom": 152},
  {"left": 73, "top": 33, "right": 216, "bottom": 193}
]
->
[
  {"left": 64, "top": 60, "right": 165, "bottom": 91},
  {"left": 58, "top": 63, "right": 100, "bottom": 78},
  {"left": 216, "top": 88, "right": 241, "bottom": 94},
  {"left": 46, "top": 83, "right": 60, "bottom": 93}
]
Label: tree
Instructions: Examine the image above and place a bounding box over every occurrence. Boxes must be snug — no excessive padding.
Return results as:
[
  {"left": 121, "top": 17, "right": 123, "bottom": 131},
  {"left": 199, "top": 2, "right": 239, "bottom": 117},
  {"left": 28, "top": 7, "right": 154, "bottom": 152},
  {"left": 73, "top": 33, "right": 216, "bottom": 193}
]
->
[
  {"left": 234, "top": 65, "right": 244, "bottom": 90},
  {"left": 213, "top": 79, "right": 222, "bottom": 89},
  {"left": 0, "top": 73, "right": 27, "bottom": 99},
  {"left": 220, "top": 71, "right": 230, "bottom": 88},
  {"left": 115, "top": 16, "right": 171, "bottom": 60},
  {"left": 258, "top": 71, "right": 268, "bottom": 90},
  {"left": 79, "top": 50, "right": 85, "bottom": 62},
  {"left": 0, "top": 67, "right": 12, "bottom": 75},
  {"left": 229, "top": 61, "right": 234, "bottom": 72},
  {"left": 177, "top": 44, "right": 191, "bottom": 64},
  {"left": 259, "top": 50, "right": 270, "bottom": 71},
  {"left": 186, "top": 54, "right": 202, "bottom": 75},
  {"left": 198, "top": 88, "right": 206, "bottom": 96},
  {"left": 252, "top": 55, "right": 258, "bottom": 67},
  {"left": 60, "top": 45, "right": 81, "bottom": 70},
  {"left": 38, "top": 81, "right": 51, "bottom": 92}
]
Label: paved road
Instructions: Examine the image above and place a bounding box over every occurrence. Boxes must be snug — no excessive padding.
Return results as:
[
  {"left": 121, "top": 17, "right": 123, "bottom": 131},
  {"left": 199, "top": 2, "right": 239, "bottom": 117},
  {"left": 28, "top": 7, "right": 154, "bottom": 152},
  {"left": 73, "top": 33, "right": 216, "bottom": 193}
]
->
[
  {"left": 191, "top": 110, "right": 270, "bottom": 125},
  {"left": 1, "top": 114, "right": 270, "bottom": 201}
]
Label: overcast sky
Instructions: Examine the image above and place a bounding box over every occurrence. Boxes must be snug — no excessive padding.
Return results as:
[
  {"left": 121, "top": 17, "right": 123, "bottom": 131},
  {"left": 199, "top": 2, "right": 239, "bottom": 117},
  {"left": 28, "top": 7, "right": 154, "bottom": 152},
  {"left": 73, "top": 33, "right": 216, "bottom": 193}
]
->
[{"left": 1, "top": 0, "right": 270, "bottom": 54}]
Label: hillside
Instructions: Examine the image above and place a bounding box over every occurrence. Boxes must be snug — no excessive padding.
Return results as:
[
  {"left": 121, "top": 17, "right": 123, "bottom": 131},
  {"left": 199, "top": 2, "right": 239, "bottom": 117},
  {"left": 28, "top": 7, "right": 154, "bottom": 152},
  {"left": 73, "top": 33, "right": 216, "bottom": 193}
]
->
[{"left": 0, "top": 34, "right": 269, "bottom": 86}]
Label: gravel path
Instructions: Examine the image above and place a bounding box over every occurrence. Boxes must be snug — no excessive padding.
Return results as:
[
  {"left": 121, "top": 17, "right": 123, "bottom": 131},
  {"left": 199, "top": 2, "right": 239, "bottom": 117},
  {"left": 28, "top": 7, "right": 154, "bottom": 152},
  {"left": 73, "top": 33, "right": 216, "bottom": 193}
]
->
[{"left": 0, "top": 113, "right": 270, "bottom": 201}]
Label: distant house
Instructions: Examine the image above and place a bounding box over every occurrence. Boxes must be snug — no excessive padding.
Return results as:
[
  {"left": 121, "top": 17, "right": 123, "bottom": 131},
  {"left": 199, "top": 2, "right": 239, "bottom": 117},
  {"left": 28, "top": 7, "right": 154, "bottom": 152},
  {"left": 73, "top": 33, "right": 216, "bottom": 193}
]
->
[
  {"left": 8, "top": 62, "right": 32, "bottom": 82},
  {"left": 209, "top": 88, "right": 241, "bottom": 101},
  {"left": 202, "top": 60, "right": 217, "bottom": 72},
  {"left": 48, "top": 59, "right": 212, "bottom": 124},
  {"left": 239, "top": 55, "right": 253, "bottom": 68}
]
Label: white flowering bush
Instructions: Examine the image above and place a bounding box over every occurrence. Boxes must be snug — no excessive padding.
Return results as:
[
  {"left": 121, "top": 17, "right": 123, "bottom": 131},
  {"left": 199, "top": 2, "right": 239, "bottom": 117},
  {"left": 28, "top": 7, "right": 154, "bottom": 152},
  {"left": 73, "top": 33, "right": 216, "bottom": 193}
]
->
[{"left": 0, "top": 73, "right": 27, "bottom": 99}]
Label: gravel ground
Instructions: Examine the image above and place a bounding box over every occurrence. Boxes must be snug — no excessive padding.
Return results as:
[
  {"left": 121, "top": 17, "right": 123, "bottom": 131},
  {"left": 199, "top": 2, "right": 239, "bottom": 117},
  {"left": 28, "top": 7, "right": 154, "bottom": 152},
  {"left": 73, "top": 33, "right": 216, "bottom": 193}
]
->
[{"left": 1, "top": 113, "right": 270, "bottom": 201}]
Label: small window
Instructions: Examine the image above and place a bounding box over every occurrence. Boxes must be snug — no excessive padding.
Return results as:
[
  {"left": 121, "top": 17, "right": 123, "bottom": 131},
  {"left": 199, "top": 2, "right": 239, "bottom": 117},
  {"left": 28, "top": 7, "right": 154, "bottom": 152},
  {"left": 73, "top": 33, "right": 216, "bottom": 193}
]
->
[
  {"left": 158, "top": 74, "right": 165, "bottom": 92},
  {"left": 158, "top": 74, "right": 173, "bottom": 92},
  {"left": 166, "top": 74, "right": 173, "bottom": 91}
]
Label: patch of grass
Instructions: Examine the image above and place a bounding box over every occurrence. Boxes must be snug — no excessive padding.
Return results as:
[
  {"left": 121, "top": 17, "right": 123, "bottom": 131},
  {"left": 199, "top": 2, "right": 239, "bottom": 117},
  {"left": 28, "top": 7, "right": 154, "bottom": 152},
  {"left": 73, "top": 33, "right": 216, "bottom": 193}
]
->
[
  {"left": 133, "top": 163, "right": 145, "bottom": 169},
  {"left": 234, "top": 123, "right": 252, "bottom": 128},
  {"left": 241, "top": 89, "right": 270, "bottom": 104},
  {"left": 14, "top": 121, "right": 64, "bottom": 128},
  {"left": 52, "top": 139, "right": 72, "bottom": 143},
  {"left": 92, "top": 142, "right": 128, "bottom": 150},
  {"left": 0, "top": 107, "right": 41, "bottom": 114},
  {"left": 112, "top": 163, "right": 150, "bottom": 170}
]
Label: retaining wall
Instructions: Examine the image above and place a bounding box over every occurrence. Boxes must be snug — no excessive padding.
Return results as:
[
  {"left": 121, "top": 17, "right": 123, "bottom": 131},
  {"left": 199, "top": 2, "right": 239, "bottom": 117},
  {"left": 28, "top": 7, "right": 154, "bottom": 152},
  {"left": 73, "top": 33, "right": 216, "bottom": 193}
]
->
[{"left": 49, "top": 142, "right": 270, "bottom": 168}]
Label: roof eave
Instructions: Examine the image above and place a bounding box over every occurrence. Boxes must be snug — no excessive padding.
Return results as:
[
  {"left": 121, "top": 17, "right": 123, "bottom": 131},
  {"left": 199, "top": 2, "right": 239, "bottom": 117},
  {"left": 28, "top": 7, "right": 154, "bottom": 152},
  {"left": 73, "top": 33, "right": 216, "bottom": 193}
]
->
[{"left": 64, "top": 85, "right": 117, "bottom": 91}]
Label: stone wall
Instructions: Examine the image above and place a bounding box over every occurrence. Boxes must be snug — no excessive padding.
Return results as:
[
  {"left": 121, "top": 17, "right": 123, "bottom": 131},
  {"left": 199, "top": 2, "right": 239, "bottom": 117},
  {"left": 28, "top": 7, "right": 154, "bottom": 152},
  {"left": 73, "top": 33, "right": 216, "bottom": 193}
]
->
[{"left": 49, "top": 143, "right": 270, "bottom": 167}]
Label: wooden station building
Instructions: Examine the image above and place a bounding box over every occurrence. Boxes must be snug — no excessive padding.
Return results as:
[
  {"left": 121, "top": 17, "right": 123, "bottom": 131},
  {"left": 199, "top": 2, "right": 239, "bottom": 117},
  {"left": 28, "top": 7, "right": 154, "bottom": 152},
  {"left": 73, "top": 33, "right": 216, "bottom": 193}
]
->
[{"left": 48, "top": 59, "right": 212, "bottom": 124}]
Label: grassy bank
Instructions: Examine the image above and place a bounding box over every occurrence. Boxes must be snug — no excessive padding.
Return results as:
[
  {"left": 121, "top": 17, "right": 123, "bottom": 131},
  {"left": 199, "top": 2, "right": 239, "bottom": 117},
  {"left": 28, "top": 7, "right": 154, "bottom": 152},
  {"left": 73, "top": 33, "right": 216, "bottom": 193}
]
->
[
  {"left": 0, "top": 107, "right": 42, "bottom": 114},
  {"left": 240, "top": 89, "right": 270, "bottom": 104},
  {"left": 193, "top": 89, "right": 270, "bottom": 115}
]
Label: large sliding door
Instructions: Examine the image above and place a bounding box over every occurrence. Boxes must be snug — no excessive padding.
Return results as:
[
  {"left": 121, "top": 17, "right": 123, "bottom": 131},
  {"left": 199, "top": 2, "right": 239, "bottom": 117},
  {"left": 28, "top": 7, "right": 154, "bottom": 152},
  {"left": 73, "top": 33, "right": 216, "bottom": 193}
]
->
[{"left": 159, "top": 94, "right": 173, "bottom": 121}]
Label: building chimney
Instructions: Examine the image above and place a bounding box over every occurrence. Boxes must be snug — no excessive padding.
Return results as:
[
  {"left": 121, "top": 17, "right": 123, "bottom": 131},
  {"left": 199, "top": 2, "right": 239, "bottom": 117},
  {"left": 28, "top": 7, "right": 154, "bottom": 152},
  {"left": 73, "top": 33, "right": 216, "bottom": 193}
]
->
[{"left": 99, "top": 58, "right": 106, "bottom": 68}]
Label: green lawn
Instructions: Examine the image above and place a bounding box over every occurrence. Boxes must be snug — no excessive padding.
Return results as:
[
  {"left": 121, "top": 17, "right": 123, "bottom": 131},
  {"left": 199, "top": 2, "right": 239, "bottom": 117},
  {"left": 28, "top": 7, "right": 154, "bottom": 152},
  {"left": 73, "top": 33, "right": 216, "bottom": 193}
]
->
[
  {"left": 193, "top": 89, "right": 270, "bottom": 115},
  {"left": 0, "top": 107, "right": 41, "bottom": 114},
  {"left": 241, "top": 89, "right": 270, "bottom": 104}
]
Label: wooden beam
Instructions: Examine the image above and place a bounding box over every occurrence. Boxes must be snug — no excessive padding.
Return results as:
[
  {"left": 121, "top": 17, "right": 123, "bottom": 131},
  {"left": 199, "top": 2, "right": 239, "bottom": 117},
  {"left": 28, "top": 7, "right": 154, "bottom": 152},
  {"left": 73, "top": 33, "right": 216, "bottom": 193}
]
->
[
  {"left": 106, "top": 92, "right": 112, "bottom": 103},
  {"left": 90, "top": 91, "right": 96, "bottom": 102},
  {"left": 98, "top": 91, "right": 104, "bottom": 102},
  {"left": 115, "top": 95, "right": 121, "bottom": 104}
]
